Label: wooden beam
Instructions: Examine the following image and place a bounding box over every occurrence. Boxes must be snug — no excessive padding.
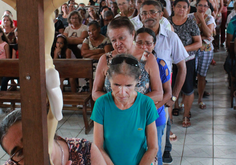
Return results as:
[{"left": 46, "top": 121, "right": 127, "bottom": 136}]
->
[{"left": 16, "top": 0, "right": 49, "bottom": 164}]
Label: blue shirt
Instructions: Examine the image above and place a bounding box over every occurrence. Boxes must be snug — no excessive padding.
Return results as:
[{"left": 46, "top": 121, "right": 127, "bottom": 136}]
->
[
  {"left": 91, "top": 92, "right": 158, "bottom": 165},
  {"left": 154, "top": 24, "right": 189, "bottom": 71},
  {"left": 156, "top": 58, "right": 170, "bottom": 126}
]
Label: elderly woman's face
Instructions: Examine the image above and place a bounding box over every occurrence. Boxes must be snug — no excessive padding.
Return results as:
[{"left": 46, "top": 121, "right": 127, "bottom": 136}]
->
[
  {"left": 88, "top": 24, "right": 100, "bottom": 39},
  {"left": 173, "top": 1, "right": 189, "bottom": 17},
  {"left": 2, "top": 16, "right": 11, "bottom": 27},
  {"left": 135, "top": 32, "right": 155, "bottom": 53},
  {"left": 2, "top": 122, "right": 24, "bottom": 165},
  {"left": 70, "top": 14, "right": 80, "bottom": 25},
  {"left": 108, "top": 27, "right": 134, "bottom": 53},
  {"left": 110, "top": 73, "right": 137, "bottom": 104}
]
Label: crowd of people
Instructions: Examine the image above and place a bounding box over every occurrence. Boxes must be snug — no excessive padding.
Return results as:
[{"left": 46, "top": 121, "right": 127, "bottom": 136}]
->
[{"left": 1, "top": 0, "right": 236, "bottom": 164}]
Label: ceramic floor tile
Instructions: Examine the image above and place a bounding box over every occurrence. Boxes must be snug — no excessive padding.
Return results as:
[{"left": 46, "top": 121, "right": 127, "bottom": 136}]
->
[
  {"left": 181, "top": 157, "right": 213, "bottom": 165},
  {"left": 214, "top": 134, "right": 236, "bottom": 145},
  {"left": 0, "top": 148, "right": 6, "bottom": 160},
  {"left": 213, "top": 101, "right": 231, "bottom": 108},
  {"left": 213, "top": 94, "right": 231, "bottom": 101},
  {"left": 171, "top": 144, "right": 184, "bottom": 157},
  {"left": 163, "top": 156, "right": 181, "bottom": 165},
  {"left": 77, "top": 127, "right": 94, "bottom": 142},
  {"left": 214, "top": 115, "right": 236, "bottom": 125},
  {"left": 183, "top": 145, "right": 212, "bottom": 158},
  {"left": 169, "top": 132, "right": 186, "bottom": 145},
  {"left": 171, "top": 124, "right": 187, "bottom": 135},
  {"left": 214, "top": 124, "right": 236, "bottom": 135},
  {"left": 214, "top": 158, "right": 236, "bottom": 165},
  {"left": 56, "top": 127, "right": 81, "bottom": 138},
  {"left": 213, "top": 108, "right": 234, "bottom": 116},
  {"left": 186, "top": 124, "right": 213, "bottom": 134},
  {"left": 185, "top": 134, "right": 212, "bottom": 145},
  {"left": 214, "top": 145, "right": 236, "bottom": 158}
]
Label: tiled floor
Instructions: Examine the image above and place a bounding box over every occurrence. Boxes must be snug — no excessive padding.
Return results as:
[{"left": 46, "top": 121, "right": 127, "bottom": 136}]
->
[{"left": 0, "top": 48, "right": 236, "bottom": 165}]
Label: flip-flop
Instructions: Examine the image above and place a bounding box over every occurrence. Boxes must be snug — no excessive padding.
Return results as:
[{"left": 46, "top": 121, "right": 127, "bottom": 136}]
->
[
  {"left": 199, "top": 102, "right": 206, "bottom": 109},
  {"left": 169, "top": 134, "right": 177, "bottom": 142}
]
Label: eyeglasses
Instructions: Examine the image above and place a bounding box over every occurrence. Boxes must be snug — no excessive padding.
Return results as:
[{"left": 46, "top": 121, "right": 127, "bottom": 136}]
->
[
  {"left": 136, "top": 40, "right": 154, "bottom": 47},
  {"left": 140, "top": 10, "right": 161, "bottom": 16},
  {"left": 176, "top": 4, "right": 189, "bottom": 9},
  {"left": 197, "top": 4, "right": 209, "bottom": 8},
  {"left": 111, "top": 56, "right": 139, "bottom": 67},
  {"left": 10, "top": 148, "right": 24, "bottom": 164}
]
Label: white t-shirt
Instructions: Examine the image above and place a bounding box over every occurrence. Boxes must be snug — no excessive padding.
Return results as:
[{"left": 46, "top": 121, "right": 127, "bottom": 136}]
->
[{"left": 64, "top": 24, "right": 87, "bottom": 38}]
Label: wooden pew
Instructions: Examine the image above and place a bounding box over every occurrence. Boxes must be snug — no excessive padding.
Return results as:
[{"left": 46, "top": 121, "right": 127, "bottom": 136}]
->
[
  {"left": 0, "top": 59, "right": 20, "bottom": 110},
  {"left": 53, "top": 59, "right": 94, "bottom": 134}
]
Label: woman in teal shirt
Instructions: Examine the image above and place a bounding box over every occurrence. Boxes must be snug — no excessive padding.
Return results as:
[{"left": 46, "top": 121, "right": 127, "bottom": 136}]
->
[{"left": 91, "top": 54, "right": 158, "bottom": 165}]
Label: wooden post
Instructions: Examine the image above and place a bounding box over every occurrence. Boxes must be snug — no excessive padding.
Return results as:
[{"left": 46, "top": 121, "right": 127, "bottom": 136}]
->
[{"left": 16, "top": 0, "right": 49, "bottom": 164}]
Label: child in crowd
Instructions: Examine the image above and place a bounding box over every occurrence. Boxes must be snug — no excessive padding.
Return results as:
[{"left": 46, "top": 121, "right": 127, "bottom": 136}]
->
[
  {"left": 0, "top": 27, "right": 10, "bottom": 59},
  {"left": 52, "top": 34, "right": 71, "bottom": 59}
]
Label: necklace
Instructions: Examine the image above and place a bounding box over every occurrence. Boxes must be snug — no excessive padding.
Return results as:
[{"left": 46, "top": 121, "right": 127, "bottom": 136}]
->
[{"left": 55, "top": 140, "right": 65, "bottom": 165}]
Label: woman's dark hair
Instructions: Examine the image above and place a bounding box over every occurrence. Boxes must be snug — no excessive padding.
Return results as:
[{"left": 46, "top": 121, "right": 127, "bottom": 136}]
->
[
  {"left": 60, "top": 3, "right": 68, "bottom": 14},
  {"left": 78, "top": 7, "right": 86, "bottom": 13},
  {"left": 52, "top": 34, "right": 68, "bottom": 58},
  {"left": 107, "top": 16, "right": 134, "bottom": 35},
  {"left": 99, "top": 0, "right": 106, "bottom": 11},
  {"left": 107, "top": 54, "right": 141, "bottom": 81},
  {"left": 0, "top": 27, "right": 10, "bottom": 44},
  {"left": 67, "top": 10, "right": 82, "bottom": 24},
  {"left": 100, "top": 6, "right": 110, "bottom": 14},
  {"left": 196, "top": 0, "right": 211, "bottom": 7},
  {"left": 173, "top": 0, "right": 190, "bottom": 7},
  {"left": 141, "top": 0, "right": 163, "bottom": 12},
  {"left": 88, "top": 20, "right": 101, "bottom": 29},
  {"left": 135, "top": 28, "right": 156, "bottom": 44}
]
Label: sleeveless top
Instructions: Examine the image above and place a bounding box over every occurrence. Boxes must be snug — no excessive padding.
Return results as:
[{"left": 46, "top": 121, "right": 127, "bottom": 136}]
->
[{"left": 104, "top": 51, "right": 150, "bottom": 94}]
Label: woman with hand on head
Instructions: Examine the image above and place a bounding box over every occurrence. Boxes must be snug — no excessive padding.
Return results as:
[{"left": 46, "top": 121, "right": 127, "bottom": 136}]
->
[
  {"left": 188, "top": 0, "right": 215, "bottom": 110},
  {"left": 81, "top": 21, "right": 112, "bottom": 60},
  {"left": 64, "top": 11, "right": 88, "bottom": 58},
  {"left": 91, "top": 54, "right": 158, "bottom": 165},
  {"left": 168, "top": 0, "right": 202, "bottom": 127},
  {"left": 135, "top": 27, "right": 171, "bottom": 165},
  {"left": 92, "top": 16, "right": 163, "bottom": 105}
]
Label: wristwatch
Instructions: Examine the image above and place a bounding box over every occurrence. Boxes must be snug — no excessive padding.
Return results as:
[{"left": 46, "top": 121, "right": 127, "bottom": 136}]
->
[{"left": 171, "top": 96, "right": 177, "bottom": 102}]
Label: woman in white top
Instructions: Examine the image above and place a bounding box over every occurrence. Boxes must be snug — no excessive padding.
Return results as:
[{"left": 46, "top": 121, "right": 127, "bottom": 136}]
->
[{"left": 64, "top": 11, "right": 88, "bottom": 58}]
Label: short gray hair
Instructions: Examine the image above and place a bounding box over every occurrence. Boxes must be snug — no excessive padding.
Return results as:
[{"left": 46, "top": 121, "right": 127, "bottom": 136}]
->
[{"left": 0, "top": 109, "right": 22, "bottom": 151}]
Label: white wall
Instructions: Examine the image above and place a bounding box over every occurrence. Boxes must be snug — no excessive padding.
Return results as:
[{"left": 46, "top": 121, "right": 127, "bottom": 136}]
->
[{"left": 0, "top": 1, "right": 17, "bottom": 20}]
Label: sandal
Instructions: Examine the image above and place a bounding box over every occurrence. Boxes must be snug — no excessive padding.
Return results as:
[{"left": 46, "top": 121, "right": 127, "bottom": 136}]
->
[
  {"left": 203, "top": 91, "right": 210, "bottom": 97},
  {"left": 169, "top": 133, "right": 177, "bottom": 142},
  {"left": 182, "top": 117, "right": 191, "bottom": 128},
  {"left": 172, "top": 108, "right": 180, "bottom": 116},
  {"left": 188, "top": 112, "right": 191, "bottom": 118},
  {"left": 198, "top": 102, "right": 206, "bottom": 109},
  {"left": 179, "top": 103, "right": 184, "bottom": 110}
]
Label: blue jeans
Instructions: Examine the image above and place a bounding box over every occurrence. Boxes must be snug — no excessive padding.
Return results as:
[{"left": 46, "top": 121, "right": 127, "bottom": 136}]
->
[
  {"left": 156, "top": 124, "right": 166, "bottom": 165},
  {"left": 164, "top": 117, "right": 172, "bottom": 152}
]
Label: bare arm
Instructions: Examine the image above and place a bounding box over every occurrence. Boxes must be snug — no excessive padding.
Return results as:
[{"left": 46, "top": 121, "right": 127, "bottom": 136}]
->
[
  {"left": 12, "top": 49, "right": 16, "bottom": 59},
  {"left": 156, "top": 80, "right": 172, "bottom": 109},
  {"left": 166, "top": 60, "right": 186, "bottom": 107},
  {"left": 81, "top": 43, "right": 105, "bottom": 57},
  {"left": 66, "top": 48, "right": 71, "bottom": 59},
  {"left": 90, "top": 143, "right": 107, "bottom": 165},
  {"left": 64, "top": 31, "right": 88, "bottom": 44},
  {"left": 163, "top": 8, "right": 170, "bottom": 18},
  {"left": 226, "top": 33, "right": 233, "bottom": 50},
  {"left": 4, "top": 44, "right": 10, "bottom": 59},
  {"left": 139, "top": 121, "right": 158, "bottom": 165},
  {"left": 145, "top": 54, "right": 163, "bottom": 103},
  {"left": 94, "top": 122, "right": 114, "bottom": 165},
  {"left": 196, "top": 13, "right": 215, "bottom": 37},
  {"left": 92, "top": 54, "right": 107, "bottom": 101},
  {"left": 185, "top": 35, "right": 202, "bottom": 52},
  {"left": 217, "top": 0, "right": 223, "bottom": 15}
]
